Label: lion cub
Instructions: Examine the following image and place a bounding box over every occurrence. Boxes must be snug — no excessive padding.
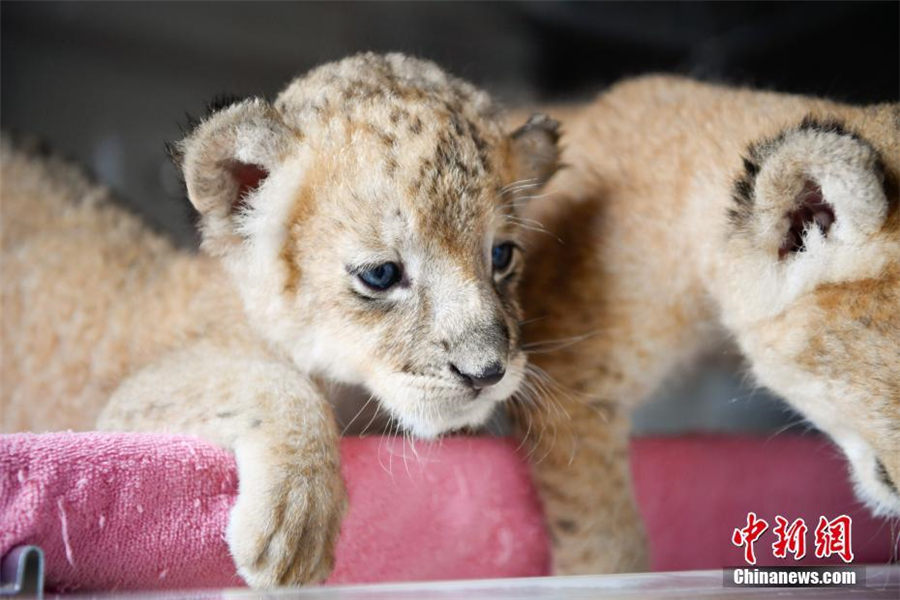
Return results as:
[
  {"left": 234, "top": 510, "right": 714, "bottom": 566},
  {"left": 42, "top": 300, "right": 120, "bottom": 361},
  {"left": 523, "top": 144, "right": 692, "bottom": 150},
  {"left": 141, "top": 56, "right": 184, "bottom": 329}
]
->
[
  {"left": 1, "top": 53, "right": 559, "bottom": 586},
  {"left": 515, "top": 77, "right": 900, "bottom": 573}
]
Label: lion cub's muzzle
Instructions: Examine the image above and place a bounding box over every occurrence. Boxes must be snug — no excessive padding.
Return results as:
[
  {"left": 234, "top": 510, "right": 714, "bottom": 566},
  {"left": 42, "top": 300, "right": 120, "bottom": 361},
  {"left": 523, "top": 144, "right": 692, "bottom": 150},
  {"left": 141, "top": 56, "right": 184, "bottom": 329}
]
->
[
  {"left": 446, "top": 319, "right": 512, "bottom": 393},
  {"left": 450, "top": 360, "right": 506, "bottom": 390}
]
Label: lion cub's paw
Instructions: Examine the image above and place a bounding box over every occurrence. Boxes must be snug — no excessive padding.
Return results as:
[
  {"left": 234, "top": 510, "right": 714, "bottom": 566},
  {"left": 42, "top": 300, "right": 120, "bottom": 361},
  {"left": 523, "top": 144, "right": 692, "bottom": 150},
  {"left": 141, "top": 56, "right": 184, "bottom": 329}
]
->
[{"left": 226, "top": 448, "right": 347, "bottom": 587}]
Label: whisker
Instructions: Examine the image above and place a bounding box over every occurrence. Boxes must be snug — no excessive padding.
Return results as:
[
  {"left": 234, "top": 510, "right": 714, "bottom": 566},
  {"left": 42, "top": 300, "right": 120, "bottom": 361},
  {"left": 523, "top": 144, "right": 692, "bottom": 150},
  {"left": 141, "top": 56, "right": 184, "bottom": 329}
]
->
[
  {"left": 500, "top": 178, "right": 541, "bottom": 195},
  {"left": 341, "top": 393, "right": 375, "bottom": 436},
  {"left": 522, "top": 329, "right": 603, "bottom": 354},
  {"left": 518, "top": 316, "right": 547, "bottom": 327},
  {"left": 506, "top": 362, "right": 579, "bottom": 464},
  {"left": 360, "top": 400, "right": 385, "bottom": 437},
  {"left": 764, "top": 416, "right": 809, "bottom": 443},
  {"left": 401, "top": 428, "right": 412, "bottom": 478},
  {"left": 376, "top": 418, "right": 395, "bottom": 478},
  {"left": 505, "top": 219, "right": 561, "bottom": 241}
]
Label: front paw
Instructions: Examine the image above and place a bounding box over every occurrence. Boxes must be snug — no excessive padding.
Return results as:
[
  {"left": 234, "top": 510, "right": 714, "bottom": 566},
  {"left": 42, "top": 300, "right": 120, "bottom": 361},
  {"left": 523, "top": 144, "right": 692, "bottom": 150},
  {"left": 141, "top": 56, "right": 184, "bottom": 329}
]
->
[{"left": 226, "top": 460, "right": 346, "bottom": 587}]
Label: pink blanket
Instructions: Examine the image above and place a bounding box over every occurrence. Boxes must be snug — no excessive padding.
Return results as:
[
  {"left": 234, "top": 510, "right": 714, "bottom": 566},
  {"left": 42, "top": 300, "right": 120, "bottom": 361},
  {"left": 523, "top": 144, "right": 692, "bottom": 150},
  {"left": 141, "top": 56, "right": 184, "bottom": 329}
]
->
[
  {"left": 0, "top": 433, "right": 548, "bottom": 591},
  {"left": 2, "top": 433, "right": 898, "bottom": 592}
]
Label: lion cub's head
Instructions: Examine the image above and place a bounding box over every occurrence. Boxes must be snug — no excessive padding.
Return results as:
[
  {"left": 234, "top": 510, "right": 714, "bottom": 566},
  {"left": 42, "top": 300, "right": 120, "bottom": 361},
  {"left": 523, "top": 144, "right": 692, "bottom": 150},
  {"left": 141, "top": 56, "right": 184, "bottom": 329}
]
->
[
  {"left": 176, "top": 53, "right": 558, "bottom": 438},
  {"left": 726, "top": 108, "right": 900, "bottom": 516}
]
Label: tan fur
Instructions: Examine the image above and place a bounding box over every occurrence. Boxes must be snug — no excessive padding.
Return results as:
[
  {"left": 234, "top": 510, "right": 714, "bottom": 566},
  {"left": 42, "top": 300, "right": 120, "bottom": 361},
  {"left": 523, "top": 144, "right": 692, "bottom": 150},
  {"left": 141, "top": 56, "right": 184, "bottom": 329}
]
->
[
  {"left": 6, "top": 57, "right": 896, "bottom": 583},
  {"left": 512, "top": 76, "right": 900, "bottom": 573},
  {"left": 1, "top": 53, "right": 560, "bottom": 587}
]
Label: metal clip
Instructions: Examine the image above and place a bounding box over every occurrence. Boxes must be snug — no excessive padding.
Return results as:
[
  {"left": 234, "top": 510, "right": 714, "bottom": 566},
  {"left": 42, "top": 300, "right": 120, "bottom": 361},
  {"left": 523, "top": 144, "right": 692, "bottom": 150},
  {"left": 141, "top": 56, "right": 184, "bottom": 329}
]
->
[{"left": 0, "top": 546, "right": 44, "bottom": 598}]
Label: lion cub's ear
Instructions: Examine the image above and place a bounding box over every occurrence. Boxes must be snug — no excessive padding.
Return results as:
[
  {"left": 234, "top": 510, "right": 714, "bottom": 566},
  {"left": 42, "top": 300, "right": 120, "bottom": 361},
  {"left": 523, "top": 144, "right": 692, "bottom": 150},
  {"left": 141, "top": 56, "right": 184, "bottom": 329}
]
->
[
  {"left": 176, "top": 98, "right": 296, "bottom": 255},
  {"left": 508, "top": 113, "right": 561, "bottom": 188},
  {"left": 730, "top": 118, "right": 891, "bottom": 260}
]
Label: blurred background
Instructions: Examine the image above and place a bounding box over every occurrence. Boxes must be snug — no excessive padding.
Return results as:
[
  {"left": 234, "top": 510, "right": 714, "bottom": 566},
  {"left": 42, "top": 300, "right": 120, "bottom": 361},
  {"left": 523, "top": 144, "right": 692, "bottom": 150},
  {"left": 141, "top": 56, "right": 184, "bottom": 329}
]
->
[{"left": 3, "top": 1, "right": 898, "bottom": 435}]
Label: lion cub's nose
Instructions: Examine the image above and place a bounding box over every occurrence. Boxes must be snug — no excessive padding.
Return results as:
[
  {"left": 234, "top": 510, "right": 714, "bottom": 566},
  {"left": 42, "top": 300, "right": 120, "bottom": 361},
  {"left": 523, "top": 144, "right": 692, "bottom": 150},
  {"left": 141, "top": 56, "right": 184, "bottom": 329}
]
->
[{"left": 450, "top": 362, "right": 506, "bottom": 389}]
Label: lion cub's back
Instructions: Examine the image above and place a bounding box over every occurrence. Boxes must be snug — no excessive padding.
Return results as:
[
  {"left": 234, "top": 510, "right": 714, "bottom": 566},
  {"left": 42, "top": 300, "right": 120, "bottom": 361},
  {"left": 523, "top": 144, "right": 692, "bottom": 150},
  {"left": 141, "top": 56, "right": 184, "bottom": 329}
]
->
[{"left": 0, "top": 142, "right": 197, "bottom": 432}]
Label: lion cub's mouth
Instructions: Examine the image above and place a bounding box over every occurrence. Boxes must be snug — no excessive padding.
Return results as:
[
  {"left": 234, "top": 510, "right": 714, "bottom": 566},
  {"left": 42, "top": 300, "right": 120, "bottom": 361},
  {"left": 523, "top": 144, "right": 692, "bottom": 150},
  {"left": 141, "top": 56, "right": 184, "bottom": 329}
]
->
[{"left": 326, "top": 381, "right": 504, "bottom": 436}]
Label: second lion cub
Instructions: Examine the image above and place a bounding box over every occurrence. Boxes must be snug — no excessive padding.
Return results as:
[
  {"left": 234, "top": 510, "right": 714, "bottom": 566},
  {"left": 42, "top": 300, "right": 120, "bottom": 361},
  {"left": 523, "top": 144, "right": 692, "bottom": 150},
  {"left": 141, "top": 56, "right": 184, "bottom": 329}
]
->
[{"left": 516, "top": 76, "right": 900, "bottom": 573}]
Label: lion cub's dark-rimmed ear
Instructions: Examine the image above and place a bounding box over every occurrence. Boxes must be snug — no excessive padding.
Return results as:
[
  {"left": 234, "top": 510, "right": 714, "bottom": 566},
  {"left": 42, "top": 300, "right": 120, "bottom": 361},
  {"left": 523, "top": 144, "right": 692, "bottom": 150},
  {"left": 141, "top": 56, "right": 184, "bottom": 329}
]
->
[
  {"left": 730, "top": 118, "right": 890, "bottom": 260},
  {"left": 176, "top": 98, "right": 296, "bottom": 255},
  {"left": 507, "top": 113, "right": 561, "bottom": 188}
]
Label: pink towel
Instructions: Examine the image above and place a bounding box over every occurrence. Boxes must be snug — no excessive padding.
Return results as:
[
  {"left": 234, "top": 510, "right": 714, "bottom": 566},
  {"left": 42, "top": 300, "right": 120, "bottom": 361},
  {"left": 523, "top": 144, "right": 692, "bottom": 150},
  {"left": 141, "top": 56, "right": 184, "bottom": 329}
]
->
[
  {"left": 2, "top": 433, "right": 898, "bottom": 592},
  {"left": 0, "top": 433, "right": 549, "bottom": 591},
  {"left": 631, "top": 435, "right": 900, "bottom": 570}
]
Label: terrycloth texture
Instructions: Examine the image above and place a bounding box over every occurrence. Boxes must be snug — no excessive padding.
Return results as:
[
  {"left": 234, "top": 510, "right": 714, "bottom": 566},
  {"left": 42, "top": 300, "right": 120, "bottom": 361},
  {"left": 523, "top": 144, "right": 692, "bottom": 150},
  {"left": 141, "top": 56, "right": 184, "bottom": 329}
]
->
[
  {"left": 0, "top": 433, "right": 548, "bottom": 592},
  {"left": 2, "top": 433, "right": 899, "bottom": 592}
]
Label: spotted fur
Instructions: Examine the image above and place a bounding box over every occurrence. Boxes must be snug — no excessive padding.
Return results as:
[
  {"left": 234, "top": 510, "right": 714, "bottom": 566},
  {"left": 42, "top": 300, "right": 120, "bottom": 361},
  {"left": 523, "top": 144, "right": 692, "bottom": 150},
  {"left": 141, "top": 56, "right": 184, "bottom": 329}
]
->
[
  {"left": 511, "top": 76, "right": 900, "bottom": 575},
  {"left": 1, "top": 53, "right": 559, "bottom": 587}
]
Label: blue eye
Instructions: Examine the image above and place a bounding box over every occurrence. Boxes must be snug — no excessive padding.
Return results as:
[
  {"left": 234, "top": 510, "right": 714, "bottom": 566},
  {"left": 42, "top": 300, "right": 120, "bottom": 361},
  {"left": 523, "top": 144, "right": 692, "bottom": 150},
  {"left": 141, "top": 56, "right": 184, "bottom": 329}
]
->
[
  {"left": 358, "top": 262, "right": 402, "bottom": 290},
  {"left": 492, "top": 242, "right": 515, "bottom": 272}
]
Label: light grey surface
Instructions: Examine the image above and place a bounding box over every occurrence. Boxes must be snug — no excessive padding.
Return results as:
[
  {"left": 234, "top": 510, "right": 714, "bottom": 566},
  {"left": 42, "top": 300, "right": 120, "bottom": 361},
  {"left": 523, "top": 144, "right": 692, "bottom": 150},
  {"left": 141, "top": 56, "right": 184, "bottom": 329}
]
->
[
  {"left": 65, "top": 567, "right": 900, "bottom": 600},
  {"left": 631, "top": 350, "right": 804, "bottom": 436}
]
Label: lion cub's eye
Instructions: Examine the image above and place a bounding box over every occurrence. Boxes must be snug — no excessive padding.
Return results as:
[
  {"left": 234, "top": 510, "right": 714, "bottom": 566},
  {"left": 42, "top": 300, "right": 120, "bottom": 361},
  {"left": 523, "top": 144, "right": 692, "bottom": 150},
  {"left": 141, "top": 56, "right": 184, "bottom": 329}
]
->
[
  {"left": 358, "top": 262, "right": 402, "bottom": 291},
  {"left": 492, "top": 242, "right": 515, "bottom": 273}
]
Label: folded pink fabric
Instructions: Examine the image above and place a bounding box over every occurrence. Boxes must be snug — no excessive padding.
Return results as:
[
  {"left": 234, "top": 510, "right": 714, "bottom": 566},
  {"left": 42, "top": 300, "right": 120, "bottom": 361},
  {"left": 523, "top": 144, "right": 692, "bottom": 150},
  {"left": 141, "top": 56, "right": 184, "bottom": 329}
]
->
[
  {"left": 0, "top": 433, "right": 548, "bottom": 591},
  {"left": 2, "top": 433, "right": 898, "bottom": 592}
]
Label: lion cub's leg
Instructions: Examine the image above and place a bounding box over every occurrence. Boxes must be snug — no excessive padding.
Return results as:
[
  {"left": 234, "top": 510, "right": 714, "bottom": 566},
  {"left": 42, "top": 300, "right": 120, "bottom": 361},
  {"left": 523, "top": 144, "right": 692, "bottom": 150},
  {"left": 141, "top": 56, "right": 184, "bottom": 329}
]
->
[
  {"left": 514, "top": 389, "right": 648, "bottom": 574},
  {"left": 97, "top": 342, "right": 346, "bottom": 587},
  {"left": 517, "top": 189, "right": 719, "bottom": 573}
]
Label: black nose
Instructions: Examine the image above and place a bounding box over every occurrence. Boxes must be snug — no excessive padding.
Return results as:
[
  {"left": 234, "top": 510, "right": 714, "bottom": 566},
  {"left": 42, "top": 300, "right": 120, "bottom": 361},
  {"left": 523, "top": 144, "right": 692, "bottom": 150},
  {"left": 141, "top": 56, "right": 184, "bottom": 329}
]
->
[{"left": 450, "top": 362, "right": 506, "bottom": 389}]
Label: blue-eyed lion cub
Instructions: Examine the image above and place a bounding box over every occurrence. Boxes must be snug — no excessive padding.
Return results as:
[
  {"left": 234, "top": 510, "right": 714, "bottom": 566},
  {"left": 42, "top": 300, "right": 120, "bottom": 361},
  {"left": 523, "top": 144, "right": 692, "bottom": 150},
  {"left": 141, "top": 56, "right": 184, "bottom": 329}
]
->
[
  {"left": 1, "top": 53, "right": 559, "bottom": 586},
  {"left": 5, "top": 55, "right": 898, "bottom": 585}
]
